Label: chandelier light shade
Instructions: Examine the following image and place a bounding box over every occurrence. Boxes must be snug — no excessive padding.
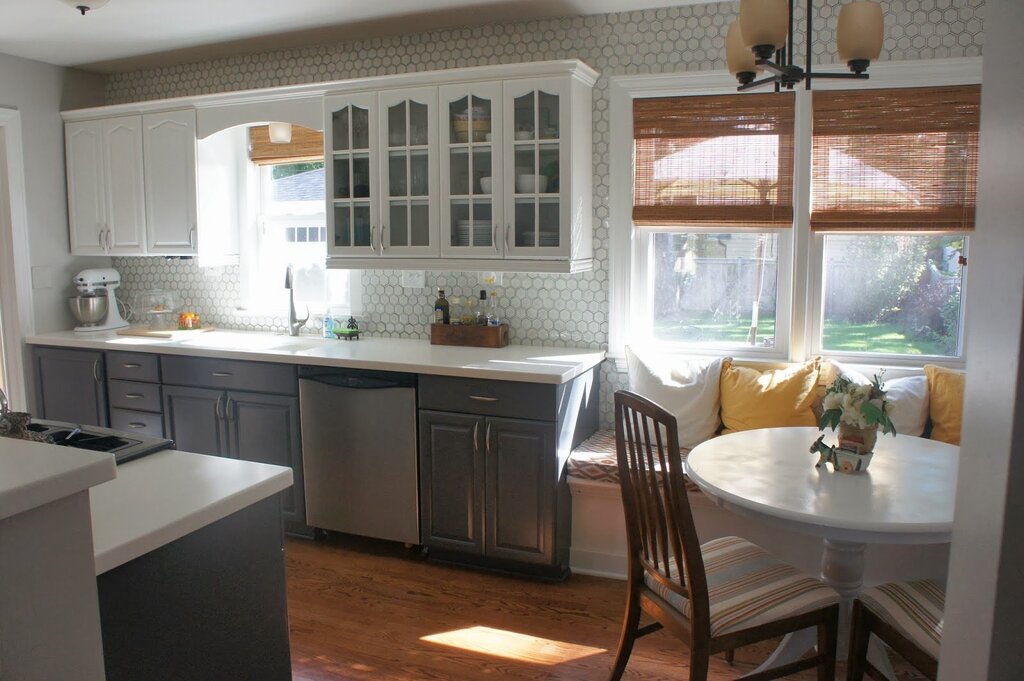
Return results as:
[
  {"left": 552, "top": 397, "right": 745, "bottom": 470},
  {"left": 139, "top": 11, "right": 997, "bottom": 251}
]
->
[
  {"left": 728, "top": 0, "right": 885, "bottom": 91},
  {"left": 268, "top": 122, "right": 293, "bottom": 144},
  {"left": 837, "top": 1, "right": 884, "bottom": 72}
]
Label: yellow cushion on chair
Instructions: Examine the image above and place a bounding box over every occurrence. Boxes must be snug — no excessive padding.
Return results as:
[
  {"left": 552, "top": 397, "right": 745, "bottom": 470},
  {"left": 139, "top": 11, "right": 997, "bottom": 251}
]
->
[
  {"left": 719, "top": 358, "right": 821, "bottom": 433},
  {"left": 924, "top": 365, "right": 965, "bottom": 445}
]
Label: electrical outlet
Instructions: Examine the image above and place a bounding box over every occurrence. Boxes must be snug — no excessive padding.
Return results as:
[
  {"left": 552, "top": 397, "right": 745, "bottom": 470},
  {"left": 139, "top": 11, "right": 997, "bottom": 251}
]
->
[
  {"left": 401, "top": 270, "right": 426, "bottom": 288},
  {"left": 479, "top": 271, "right": 503, "bottom": 286}
]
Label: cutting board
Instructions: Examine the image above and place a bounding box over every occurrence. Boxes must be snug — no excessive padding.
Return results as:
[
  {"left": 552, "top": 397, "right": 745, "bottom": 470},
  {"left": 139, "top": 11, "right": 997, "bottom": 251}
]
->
[{"left": 116, "top": 326, "right": 216, "bottom": 339}]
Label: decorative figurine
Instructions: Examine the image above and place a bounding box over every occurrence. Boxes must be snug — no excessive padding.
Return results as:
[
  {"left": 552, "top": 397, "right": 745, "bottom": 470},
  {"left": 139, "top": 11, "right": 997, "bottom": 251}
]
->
[{"left": 333, "top": 316, "right": 360, "bottom": 341}]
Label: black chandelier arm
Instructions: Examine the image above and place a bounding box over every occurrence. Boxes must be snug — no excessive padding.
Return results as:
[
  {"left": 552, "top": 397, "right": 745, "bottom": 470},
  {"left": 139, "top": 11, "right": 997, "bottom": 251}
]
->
[
  {"left": 804, "top": 71, "right": 870, "bottom": 80},
  {"left": 738, "top": 74, "right": 790, "bottom": 92}
]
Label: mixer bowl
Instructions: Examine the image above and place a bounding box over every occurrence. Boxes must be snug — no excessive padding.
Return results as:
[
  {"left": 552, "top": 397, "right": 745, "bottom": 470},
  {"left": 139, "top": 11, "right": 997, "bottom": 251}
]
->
[{"left": 68, "top": 295, "right": 107, "bottom": 326}]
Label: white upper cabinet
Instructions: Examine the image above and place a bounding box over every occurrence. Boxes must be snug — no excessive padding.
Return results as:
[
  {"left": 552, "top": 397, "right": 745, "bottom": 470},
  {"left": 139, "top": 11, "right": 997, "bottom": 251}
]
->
[
  {"left": 103, "top": 116, "right": 147, "bottom": 254},
  {"left": 66, "top": 120, "right": 107, "bottom": 255},
  {"left": 143, "top": 110, "right": 198, "bottom": 256},
  {"left": 326, "top": 93, "right": 379, "bottom": 257}
]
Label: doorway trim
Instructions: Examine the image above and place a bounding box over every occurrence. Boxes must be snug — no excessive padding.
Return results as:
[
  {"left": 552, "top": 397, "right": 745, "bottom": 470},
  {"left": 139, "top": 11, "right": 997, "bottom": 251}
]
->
[{"left": 0, "top": 108, "right": 36, "bottom": 409}]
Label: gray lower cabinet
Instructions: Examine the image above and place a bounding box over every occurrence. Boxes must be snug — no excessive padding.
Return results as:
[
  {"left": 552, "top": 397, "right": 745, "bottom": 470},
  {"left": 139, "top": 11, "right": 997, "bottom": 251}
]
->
[
  {"left": 33, "top": 347, "right": 108, "bottom": 427},
  {"left": 419, "top": 411, "right": 486, "bottom": 555}
]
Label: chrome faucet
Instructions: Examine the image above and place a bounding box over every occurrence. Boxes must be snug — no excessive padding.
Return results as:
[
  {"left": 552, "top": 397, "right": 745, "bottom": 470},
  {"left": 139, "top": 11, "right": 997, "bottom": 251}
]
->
[{"left": 284, "top": 264, "right": 309, "bottom": 336}]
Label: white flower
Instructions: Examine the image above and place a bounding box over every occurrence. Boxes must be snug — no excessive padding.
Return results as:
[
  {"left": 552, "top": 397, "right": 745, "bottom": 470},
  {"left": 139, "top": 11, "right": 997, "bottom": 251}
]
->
[{"left": 823, "top": 392, "right": 843, "bottom": 412}]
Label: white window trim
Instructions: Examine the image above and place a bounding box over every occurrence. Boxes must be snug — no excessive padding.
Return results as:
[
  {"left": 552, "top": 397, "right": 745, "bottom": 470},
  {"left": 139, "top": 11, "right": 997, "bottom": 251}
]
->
[{"left": 608, "top": 57, "right": 983, "bottom": 373}]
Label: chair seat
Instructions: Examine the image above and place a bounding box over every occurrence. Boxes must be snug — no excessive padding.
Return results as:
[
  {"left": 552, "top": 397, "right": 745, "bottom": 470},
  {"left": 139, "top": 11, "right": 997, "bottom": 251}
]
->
[
  {"left": 859, "top": 580, "right": 944, "bottom": 660},
  {"left": 644, "top": 536, "right": 840, "bottom": 637}
]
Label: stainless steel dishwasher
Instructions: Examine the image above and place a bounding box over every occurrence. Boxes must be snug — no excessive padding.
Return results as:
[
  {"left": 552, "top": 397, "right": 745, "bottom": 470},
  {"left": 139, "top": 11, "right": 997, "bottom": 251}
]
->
[{"left": 299, "top": 366, "right": 419, "bottom": 544}]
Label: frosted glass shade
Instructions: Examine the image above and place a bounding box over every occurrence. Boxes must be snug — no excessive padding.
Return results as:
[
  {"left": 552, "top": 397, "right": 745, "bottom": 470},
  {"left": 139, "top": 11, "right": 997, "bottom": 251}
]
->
[
  {"left": 739, "top": 0, "right": 789, "bottom": 50},
  {"left": 837, "top": 1, "right": 884, "bottom": 62},
  {"left": 726, "top": 22, "right": 759, "bottom": 76},
  {"left": 268, "top": 122, "right": 293, "bottom": 144}
]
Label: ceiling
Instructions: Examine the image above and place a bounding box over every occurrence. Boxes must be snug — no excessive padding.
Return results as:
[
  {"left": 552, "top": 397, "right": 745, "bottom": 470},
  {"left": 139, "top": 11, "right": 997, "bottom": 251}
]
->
[{"left": 0, "top": 0, "right": 710, "bottom": 73}]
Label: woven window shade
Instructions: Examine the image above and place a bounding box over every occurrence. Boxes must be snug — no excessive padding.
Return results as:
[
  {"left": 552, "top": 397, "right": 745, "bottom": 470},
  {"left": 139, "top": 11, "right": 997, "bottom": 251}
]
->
[
  {"left": 633, "top": 92, "right": 795, "bottom": 228},
  {"left": 248, "top": 124, "right": 324, "bottom": 165},
  {"left": 810, "top": 85, "right": 980, "bottom": 233}
]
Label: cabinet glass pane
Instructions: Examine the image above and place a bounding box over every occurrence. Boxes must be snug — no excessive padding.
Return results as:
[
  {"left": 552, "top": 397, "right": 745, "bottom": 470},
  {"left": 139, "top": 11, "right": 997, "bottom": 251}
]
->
[
  {"left": 451, "top": 199, "right": 470, "bottom": 247},
  {"left": 352, "top": 154, "right": 370, "bottom": 198},
  {"left": 472, "top": 149, "right": 492, "bottom": 195},
  {"left": 539, "top": 144, "right": 559, "bottom": 194},
  {"left": 389, "top": 203, "right": 408, "bottom": 247},
  {"left": 471, "top": 95, "right": 493, "bottom": 143},
  {"left": 473, "top": 201, "right": 493, "bottom": 247},
  {"left": 332, "top": 108, "right": 349, "bottom": 151},
  {"left": 539, "top": 198, "right": 560, "bottom": 248},
  {"left": 410, "top": 151, "right": 429, "bottom": 196},
  {"left": 333, "top": 158, "right": 350, "bottom": 199},
  {"left": 411, "top": 202, "right": 430, "bottom": 246},
  {"left": 449, "top": 96, "right": 469, "bottom": 144},
  {"left": 388, "top": 152, "right": 407, "bottom": 196},
  {"left": 388, "top": 103, "right": 406, "bottom": 147},
  {"left": 334, "top": 205, "right": 351, "bottom": 247},
  {"left": 514, "top": 93, "right": 535, "bottom": 140},
  {"left": 352, "top": 106, "right": 370, "bottom": 150},
  {"left": 409, "top": 101, "right": 429, "bottom": 146},
  {"left": 450, "top": 148, "right": 469, "bottom": 196},
  {"left": 354, "top": 204, "right": 371, "bottom": 247},
  {"left": 538, "top": 91, "right": 560, "bottom": 140},
  {"left": 515, "top": 199, "right": 536, "bottom": 248}
]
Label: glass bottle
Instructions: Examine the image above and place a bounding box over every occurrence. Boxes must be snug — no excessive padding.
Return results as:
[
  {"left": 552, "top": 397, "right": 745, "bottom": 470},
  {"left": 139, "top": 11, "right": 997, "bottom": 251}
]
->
[
  {"left": 476, "top": 290, "right": 488, "bottom": 325},
  {"left": 433, "top": 288, "right": 450, "bottom": 324},
  {"left": 460, "top": 293, "right": 477, "bottom": 326},
  {"left": 487, "top": 291, "right": 501, "bottom": 326},
  {"left": 449, "top": 296, "right": 462, "bottom": 325}
]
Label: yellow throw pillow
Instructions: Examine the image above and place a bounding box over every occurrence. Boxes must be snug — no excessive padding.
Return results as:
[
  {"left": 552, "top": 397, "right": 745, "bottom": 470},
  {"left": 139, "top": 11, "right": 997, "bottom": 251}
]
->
[
  {"left": 719, "top": 358, "right": 822, "bottom": 433},
  {"left": 924, "top": 364, "right": 965, "bottom": 445}
]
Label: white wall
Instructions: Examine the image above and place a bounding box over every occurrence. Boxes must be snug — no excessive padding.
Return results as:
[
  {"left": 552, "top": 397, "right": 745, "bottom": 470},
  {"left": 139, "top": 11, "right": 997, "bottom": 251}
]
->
[
  {"left": 0, "top": 52, "right": 106, "bottom": 334},
  {"left": 940, "top": 1, "right": 1024, "bottom": 678}
]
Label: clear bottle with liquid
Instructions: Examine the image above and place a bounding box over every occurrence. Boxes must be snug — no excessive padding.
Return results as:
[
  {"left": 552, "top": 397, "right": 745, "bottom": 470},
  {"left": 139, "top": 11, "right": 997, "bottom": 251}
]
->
[
  {"left": 487, "top": 291, "right": 501, "bottom": 326},
  {"left": 433, "top": 288, "right": 450, "bottom": 324},
  {"left": 460, "top": 293, "right": 477, "bottom": 326},
  {"left": 476, "top": 290, "right": 488, "bottom": 325}
]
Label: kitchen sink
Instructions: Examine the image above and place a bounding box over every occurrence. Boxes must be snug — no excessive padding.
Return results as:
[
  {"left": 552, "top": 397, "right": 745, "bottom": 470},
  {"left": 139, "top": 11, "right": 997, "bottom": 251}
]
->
[{"left": 176, "top": 331, "right": 326, "bottom": 352}]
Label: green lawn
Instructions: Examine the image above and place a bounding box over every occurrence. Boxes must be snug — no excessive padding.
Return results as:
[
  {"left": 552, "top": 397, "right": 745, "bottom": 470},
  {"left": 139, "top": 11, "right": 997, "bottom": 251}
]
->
[{"left": 653, "top": 316, "right": 953, "bottom": 356}]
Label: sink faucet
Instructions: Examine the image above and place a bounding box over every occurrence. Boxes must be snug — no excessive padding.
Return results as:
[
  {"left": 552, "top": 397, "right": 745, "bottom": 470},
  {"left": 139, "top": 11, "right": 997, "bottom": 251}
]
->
[{"left": 284, "top": 264, "right": 309, "bottom": 336}]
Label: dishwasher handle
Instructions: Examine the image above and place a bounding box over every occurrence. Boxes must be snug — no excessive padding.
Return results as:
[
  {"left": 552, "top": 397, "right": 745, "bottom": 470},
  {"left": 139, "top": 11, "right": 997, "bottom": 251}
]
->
[{"left": 298, "top": 366, "right": 416, "bottom": 390}]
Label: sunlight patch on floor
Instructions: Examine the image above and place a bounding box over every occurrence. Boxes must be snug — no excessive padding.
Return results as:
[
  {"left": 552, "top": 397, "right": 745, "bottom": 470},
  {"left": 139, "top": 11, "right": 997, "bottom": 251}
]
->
[{"left": 421, "top": 626, "right": 606, "bottom": 665}]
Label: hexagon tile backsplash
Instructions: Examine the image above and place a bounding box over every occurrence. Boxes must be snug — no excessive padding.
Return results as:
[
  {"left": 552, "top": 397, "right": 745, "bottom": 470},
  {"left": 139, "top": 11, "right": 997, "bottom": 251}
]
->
[{"left": 108, "top": 0, "right": 984, "bottom": 426}]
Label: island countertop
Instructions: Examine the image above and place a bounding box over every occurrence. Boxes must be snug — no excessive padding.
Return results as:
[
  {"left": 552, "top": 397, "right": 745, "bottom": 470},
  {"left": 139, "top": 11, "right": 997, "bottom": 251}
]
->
[
  {"left": 27, "top": 330, "right": 605, "bottom": 385},
  {"left": 89, "top": 449, "right": 292, "bottom": 575},
  {"left": 0, "top": 437, "right": 115, "bottom": 521}
]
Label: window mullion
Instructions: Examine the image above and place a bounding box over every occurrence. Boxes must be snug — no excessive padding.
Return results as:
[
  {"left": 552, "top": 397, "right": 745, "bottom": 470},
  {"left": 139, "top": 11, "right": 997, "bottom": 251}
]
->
[{"left": 789, "top": 90, "right": 814, "bottom": 363}]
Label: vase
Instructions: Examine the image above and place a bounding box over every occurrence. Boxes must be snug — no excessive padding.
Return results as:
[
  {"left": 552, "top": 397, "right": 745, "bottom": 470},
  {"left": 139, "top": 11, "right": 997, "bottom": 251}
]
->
[{"left": 838, "top": 423, "right": 878, "bottom": 454}]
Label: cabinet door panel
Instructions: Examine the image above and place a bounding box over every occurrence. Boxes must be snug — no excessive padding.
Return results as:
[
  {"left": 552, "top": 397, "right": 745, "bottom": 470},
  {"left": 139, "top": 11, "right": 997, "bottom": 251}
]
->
[
  {"left": 162, "top": 385, "right": 226, "bottom": 457},
  {"left": 419, "top": 410, "right": 485, "bottom": 554},
  {"left": 485, "top": 416, "right": 555, "bottom": 565},
  {"left": 326, "top": 93, "right": 379, "bottom": 257},
  {"left": 65, "top": 120, "right": 106, "bottom": 255},
  {"left": 143, "top": 110, "right": 197, "bottom": 255},
  {"left": 225, "top": 392, "right": 304, "bottom": 524},
  {"left": 103, "top": 116, "right": 147, "bottom": 254},
  {"left": 33, "top": 348, "right": 107, "bottom": 427}
]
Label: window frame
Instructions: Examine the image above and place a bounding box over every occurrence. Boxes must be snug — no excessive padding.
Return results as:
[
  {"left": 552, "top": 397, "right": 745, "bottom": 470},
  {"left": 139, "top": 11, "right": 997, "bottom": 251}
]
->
[{"left": 608, "top": 58, "right": 982, "bottom": 372}]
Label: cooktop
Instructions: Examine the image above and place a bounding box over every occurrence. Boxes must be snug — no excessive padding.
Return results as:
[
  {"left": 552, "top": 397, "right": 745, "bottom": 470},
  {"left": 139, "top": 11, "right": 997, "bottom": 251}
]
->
[{"left": 23, "top": 420, "right": 175, "bottom": 465}]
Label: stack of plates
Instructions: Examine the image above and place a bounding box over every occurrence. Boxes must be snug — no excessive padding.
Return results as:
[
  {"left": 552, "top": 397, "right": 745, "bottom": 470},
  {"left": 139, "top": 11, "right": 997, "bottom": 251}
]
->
[
  {"left": 453, "top": 220, "right": 492, "bottom": 247},
  {"left": 539, "top": 232, "right": 560, "bottom": 247}
]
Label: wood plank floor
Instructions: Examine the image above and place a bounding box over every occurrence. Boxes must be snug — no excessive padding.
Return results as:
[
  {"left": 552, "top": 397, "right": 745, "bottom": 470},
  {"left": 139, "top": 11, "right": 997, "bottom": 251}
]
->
[{"left": 285, "top": 535, "right": 926, "bottom": 681}]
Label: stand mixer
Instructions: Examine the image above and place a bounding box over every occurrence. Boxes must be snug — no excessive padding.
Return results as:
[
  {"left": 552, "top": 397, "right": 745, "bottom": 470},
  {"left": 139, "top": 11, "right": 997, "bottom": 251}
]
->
[{"left": 69, "top": 268, "right": 129, "bottom": 332}]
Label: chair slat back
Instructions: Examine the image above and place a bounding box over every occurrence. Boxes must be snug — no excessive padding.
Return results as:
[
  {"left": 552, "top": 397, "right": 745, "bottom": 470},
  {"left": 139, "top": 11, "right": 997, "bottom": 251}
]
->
[{"left": 614, "top": 391, "right": 711, "bottom": 632}]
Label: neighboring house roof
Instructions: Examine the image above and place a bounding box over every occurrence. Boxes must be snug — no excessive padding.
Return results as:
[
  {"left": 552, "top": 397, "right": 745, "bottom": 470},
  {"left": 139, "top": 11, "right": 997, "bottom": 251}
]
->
[{"left": 273, "top": 167, "right": 325, "bottom": 202}]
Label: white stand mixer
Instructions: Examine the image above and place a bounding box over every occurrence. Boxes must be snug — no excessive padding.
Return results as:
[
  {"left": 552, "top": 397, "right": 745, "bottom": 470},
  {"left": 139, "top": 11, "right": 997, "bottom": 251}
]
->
[{"left": 70, "top": 268, "right": 129, "bottom": 332}]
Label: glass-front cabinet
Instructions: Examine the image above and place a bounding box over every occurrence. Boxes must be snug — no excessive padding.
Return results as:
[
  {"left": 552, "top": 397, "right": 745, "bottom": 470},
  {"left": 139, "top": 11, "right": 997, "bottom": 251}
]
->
[
  {"left": 326, "top": 93, "right": 378, "bottom": 257},
  {"left": 439, "top": 83, "right": 502, "bottom": 258}
]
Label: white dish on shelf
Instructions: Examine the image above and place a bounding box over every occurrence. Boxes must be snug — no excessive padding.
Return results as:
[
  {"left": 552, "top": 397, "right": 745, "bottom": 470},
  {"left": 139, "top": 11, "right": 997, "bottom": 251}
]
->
[
  {"left": 515, "top": 130, "right": 534, "bottom": 141},
  {"left": 480, "top": 177, "right": 493, "bottom": 194},
  {"left": 516, "top": 174, "right": 548, "bottom": 193}
]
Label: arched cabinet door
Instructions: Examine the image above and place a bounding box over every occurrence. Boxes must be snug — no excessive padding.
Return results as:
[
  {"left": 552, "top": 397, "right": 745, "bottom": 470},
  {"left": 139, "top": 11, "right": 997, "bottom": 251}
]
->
[
  {"left": 143, "top": 109, "right": 198, "bottom": 256},
  {"left": 326, "top": 93, "right": 379, "bottom": 258}
]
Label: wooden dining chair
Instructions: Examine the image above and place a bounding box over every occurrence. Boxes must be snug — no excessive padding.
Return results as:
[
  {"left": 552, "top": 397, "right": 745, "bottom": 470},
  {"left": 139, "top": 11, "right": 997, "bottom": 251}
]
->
[
  {"left": 847, "top": 580, "right": 944, "bottom": 681},
  {"left": 607, "top": 390, "right": 840, "bottom": 681}
]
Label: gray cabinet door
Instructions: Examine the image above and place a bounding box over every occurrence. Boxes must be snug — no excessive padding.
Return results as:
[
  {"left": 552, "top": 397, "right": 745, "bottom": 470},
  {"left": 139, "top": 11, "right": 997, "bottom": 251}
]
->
[
  {"left": 33, "top": 347, "right": 108, "bottom": 427},
  {"left": 224, "top": 391, "right": 304, "bottom": 526},
  {"left": 419, "top": 410, "right": 486, "bottom": 555},
  {"left": 162, "top": 385, "right": 227, "bottom": 457},
  {"left": 484, "top": 416, "right": 556, "bottom": 565}
]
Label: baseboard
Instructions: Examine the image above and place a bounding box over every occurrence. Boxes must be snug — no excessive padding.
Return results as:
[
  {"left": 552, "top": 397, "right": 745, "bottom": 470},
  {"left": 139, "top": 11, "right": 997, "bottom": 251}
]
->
[{"left": 569, "top": 547, "right": 626, "bottom": 580}]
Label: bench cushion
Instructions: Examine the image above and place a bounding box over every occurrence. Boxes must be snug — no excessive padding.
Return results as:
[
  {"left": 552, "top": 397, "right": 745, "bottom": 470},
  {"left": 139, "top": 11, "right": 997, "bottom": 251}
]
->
[{"left": 567, "top": 429, "right": 700, "bottom": 493}]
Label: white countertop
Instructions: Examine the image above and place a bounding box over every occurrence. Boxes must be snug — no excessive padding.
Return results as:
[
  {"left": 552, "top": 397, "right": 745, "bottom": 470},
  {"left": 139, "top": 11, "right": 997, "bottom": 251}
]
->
[
  {"left": 27, "top": 330, "right": 605, "bottom": 385},
  {"left": 90, "top": 449, "right": 292, "bottom": 575},
  {"left": 0, "top": 437, "right": 116, "bottom": 521}
]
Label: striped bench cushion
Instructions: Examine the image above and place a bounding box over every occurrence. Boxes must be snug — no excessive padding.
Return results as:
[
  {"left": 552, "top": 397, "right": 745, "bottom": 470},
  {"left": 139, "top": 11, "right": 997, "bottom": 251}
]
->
[
  {"left": 567, "top": 429, "right": 700, "bottom": 492},
  {"left": 859, "top": 580, "right": 945, "bottom": 660},
  {"left": 644, "top": 536, "right": 840, "bottom": 637}
]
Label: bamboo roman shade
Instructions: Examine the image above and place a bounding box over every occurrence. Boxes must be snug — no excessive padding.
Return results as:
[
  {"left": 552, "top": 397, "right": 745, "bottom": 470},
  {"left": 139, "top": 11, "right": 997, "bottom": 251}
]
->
[
  {"left": 633, "top": 92, "right": 795, "bottom": 228},
  {"left": 248, "top": 125, "right": 324, "bottom": 165},
  {"left": 810, "top": 85, "right": 980, "bottom": 232}
]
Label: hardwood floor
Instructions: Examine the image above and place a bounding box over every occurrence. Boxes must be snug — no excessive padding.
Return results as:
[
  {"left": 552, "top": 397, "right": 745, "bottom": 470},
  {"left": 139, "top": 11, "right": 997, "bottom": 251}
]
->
[{"left": 285, "top": 535, "right": 926, "bottom": 681}]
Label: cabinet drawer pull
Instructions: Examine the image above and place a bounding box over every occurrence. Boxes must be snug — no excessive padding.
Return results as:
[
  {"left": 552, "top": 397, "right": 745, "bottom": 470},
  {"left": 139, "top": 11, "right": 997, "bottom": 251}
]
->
[
  {"left": 468, "top": 395, "right": 498, "bottom": 403},
  {"left": 127, "top": 422, "right": 147, "bottom": 429},
  {"left": 122, "top": 363, "right": 142, "bottom": 369},
  {"left": 212, "top": 371, "right": 233, "bottom": 377},
  {"left": 123, "top": 393, "right": 145, "bottom": 399}
]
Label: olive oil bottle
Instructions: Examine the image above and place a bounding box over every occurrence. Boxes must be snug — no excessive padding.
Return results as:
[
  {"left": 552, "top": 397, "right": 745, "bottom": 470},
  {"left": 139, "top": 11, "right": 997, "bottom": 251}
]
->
[{"left": 433, "top": 288, "right": 450, "bottom": 324}]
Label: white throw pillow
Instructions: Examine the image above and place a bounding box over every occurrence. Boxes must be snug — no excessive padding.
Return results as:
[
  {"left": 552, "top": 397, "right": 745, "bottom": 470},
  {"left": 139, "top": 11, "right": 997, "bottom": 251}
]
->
[
  {"left": 624, "top": 345, "right": 723, "bottom": 448},
  {"left": 832, "top": 364, "right": 930, "bottom": 437}
]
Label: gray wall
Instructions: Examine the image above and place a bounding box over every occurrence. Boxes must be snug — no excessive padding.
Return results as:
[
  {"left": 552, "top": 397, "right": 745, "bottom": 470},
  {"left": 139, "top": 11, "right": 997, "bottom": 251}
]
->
[{"left": 0, "top": 52, "right": 106, "bottom": 333}]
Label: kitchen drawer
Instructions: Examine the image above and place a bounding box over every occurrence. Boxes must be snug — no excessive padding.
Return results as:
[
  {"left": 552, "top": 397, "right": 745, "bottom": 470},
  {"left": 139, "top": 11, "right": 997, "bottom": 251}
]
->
[
  {"left": 161, "top": 355, "right": 298, "bottom": 395},
  {"left": 418, "top": 375, "right": 556, "bottom": 421},
  {"left": 108, "top": 379, "right": 162, "bottom": 413},
  {"left": 109, "top": 408, "right": 165, "bottom": 438},
  {"left": 106, "top": 351, "right": 161, "bottom": 383}
]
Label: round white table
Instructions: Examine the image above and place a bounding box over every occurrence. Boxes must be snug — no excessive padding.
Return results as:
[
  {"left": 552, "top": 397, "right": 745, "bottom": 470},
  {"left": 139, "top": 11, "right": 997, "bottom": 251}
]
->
[{"left": 685, "top": 426, "right": 958, "bottom": 674}]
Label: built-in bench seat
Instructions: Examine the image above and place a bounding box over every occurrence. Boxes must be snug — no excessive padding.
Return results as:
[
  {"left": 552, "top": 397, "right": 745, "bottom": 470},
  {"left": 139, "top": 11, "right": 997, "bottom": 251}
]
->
[{"left": 566, "top": 428, "right": 701, "bottom": 493}]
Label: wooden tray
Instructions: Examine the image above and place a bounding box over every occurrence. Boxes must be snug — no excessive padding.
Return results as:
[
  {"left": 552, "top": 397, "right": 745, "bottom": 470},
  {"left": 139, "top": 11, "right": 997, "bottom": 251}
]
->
[
  {"left": 430, "top": 323, "right": 509, "bottom": 348},
  {"left": 116, "top": 325, "right": 215, "bottom": 339}
]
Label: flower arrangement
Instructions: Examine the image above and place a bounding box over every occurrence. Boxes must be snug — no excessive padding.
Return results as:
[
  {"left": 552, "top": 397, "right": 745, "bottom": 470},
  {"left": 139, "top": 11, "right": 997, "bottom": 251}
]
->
[{"left": 819, "top": 372, "right": 897, "bottom": 441}]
